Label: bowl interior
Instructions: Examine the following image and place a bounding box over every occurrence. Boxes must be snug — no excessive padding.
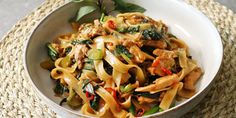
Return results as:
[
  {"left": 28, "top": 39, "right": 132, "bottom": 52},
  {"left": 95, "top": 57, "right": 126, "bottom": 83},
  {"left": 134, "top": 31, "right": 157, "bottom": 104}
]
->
[{"left": 25, "top": 0, "right": 222, "bottom": 117}]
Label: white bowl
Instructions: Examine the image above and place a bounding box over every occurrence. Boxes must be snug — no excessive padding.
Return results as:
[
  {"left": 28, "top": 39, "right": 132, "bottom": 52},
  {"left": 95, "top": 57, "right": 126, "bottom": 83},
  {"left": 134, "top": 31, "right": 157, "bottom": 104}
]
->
[{"left": 24, "top": 0, "right": 223, "bottom": 117}]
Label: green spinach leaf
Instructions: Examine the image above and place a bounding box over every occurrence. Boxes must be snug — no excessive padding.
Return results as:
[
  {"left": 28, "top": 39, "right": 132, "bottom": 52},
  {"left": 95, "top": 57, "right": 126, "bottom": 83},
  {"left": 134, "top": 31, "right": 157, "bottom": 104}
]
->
[
  {"left": 142, "top": 27, "right": 163, "bottom": 40},
  {"left": 71, "top": 39, "right": 93, "bottom": 45},
  {"left": 127, "top": 25, "right": 140, "bottom": 34},
  {"left": 115, "top": 45, "right": 133, "bottom": 58},
  {"left": 46, "top": 43, "right": 58, "bottom": 61}
]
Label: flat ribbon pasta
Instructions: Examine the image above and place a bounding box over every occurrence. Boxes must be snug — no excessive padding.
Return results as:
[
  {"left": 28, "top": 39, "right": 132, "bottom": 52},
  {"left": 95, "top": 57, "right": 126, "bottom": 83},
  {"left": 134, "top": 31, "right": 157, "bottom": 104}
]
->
[
  {"left": 104, "top": 50, "right": 145, "bottom": 84},
  {"left": 54, "top": 57, "right": 77, "bottom": 73},
  {"left": 81, "top": 103, "right": 110, "bottom": 117},
  {"left": 95, "top": 87, "right": 128, "bottom": 118},
  {"left": 135, "top": 74, "right": 178, "bottom": 92},
  {"left": 159, "top": 83, "right": 180, "bottom": 110},
  {"left": 177, "top": 49, "right": 197, "bottom": 81}
]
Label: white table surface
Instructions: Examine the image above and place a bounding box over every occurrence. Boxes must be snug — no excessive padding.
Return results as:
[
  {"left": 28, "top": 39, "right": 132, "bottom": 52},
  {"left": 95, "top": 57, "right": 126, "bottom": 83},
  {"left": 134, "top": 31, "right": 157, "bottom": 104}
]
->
[{"left": 0, "top": 0, "right": 235, "bottom": 40}]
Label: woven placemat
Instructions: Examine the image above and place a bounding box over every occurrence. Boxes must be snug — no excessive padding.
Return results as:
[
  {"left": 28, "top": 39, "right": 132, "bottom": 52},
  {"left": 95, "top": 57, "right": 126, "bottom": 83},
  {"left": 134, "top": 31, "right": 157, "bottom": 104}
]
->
[{"left": 0, "top": 0, "right": 235, "bottom": 117}]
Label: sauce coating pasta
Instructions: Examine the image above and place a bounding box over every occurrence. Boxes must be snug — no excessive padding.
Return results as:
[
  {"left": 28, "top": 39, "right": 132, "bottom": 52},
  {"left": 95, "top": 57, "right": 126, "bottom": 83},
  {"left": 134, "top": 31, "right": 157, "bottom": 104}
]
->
[{"left": 41, "top": 12, "right": 203, "bottom": 117}]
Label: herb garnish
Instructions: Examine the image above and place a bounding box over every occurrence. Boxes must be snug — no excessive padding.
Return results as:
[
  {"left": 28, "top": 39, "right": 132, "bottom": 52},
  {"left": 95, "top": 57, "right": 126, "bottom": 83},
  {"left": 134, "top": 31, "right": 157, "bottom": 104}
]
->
[
  {"left": 142, "top": 27, "right": 163, "bottom": 40},
  {"left": 72, "top": 0, "right": 146, "bottom": 22},
  {"left": 46, "top": 43, "right": 58, "bottom": 61},
  {"left": 71, "top": 39, "right": 93, "bottom": 45},
  {"left": 115, "top": 45, "right": 133, "bottom": 58}
]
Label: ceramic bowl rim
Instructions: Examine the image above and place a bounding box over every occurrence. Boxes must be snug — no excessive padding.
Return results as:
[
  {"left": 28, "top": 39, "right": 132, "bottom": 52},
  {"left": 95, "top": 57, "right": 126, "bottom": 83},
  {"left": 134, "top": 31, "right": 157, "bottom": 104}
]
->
[{"left": 23, "top": 1, "right": 223, "bottom": 117}]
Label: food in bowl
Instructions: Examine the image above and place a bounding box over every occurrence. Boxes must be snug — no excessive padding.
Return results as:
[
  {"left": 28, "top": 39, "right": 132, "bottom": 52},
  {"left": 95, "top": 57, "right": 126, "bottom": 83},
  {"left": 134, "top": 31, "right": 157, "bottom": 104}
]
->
[{"left": 40, "top": 12, "right": 203, "bottom": 117}]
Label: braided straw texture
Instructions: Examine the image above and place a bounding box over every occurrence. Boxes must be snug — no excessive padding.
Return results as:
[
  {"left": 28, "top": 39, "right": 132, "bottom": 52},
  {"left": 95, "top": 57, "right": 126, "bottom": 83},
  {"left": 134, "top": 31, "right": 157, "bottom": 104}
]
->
[{"left": 0, "top": 0, "right": 235, "bottom": 117}]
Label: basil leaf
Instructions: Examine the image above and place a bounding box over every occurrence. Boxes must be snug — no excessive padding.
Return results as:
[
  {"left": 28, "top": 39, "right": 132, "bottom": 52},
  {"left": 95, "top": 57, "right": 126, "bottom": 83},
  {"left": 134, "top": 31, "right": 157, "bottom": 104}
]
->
[
  {"left": 112, "top": 0, "right": 146, "bottom": 13},
  {"left": 76, "top": 6, "right": 97, "bottom": 22}
]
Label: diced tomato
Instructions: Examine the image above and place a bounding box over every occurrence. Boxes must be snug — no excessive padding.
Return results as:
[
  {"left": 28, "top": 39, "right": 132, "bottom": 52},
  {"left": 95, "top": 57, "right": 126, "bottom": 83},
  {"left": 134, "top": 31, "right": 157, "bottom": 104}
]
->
[
  {"left": 107, "top": 20, "right": 116, "bottom": 29},
  {"left": 161, "top": 67, "right": 172, "bottom": 75},
  {"left": 152, "top": 58, "right": 160, "bottom": 67},
  {"left": 85, "top": 91, "right": 94, "bottom": 101}
]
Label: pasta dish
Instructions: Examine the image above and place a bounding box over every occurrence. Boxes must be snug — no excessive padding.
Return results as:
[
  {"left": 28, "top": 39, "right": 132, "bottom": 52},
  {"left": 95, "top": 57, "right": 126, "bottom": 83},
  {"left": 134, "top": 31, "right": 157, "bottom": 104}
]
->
[{"left": 40, "top": 12, "right": 203, "bottom": 117}]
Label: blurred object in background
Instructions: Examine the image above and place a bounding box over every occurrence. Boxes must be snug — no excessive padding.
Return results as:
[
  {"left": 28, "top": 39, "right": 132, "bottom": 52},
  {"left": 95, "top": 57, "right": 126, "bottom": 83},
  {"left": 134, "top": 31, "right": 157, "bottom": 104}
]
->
[
  {"left": 216, "top": 0, "right": 236, "bottom": 12},
  {"left": 0, "top": 0, "right": 43, "bottom": 39},
  {"left": 0, "top": 0, "right": 235, "bottom": 40}
]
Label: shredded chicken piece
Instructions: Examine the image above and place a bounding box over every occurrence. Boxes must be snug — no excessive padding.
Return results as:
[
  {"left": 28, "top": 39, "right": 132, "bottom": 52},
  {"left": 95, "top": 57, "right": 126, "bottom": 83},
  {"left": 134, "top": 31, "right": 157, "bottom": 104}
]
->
[
  {"left": 178, "top": 89, "right": 196, "bottom": 99},
  {"left": 78, "top": 21, "right": 106, "bottom": 39},
  {"left": 120, "top": 33, "right": 143, "bottom": 48},
  {"left": 143, "top": 40, "right": 167, "bottom": 49},
  {"left": 74, "top": 45, "right": 88, "bottom": 69},
  {"left": 184, "top": 67, "right": 202, "bottom": 90},
  {"left": 153, "top": 49, "right": 177, "bottom": 58},
  {"left": 122, "top": 38, "right": 143, "bottom": 48}
]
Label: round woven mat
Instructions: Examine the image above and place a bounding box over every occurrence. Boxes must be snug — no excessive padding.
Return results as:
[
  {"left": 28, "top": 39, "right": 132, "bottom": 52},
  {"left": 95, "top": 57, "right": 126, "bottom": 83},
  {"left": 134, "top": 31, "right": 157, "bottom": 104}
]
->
[{"left": 0, "top": 0, "right": 235, "bottom": 117}]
